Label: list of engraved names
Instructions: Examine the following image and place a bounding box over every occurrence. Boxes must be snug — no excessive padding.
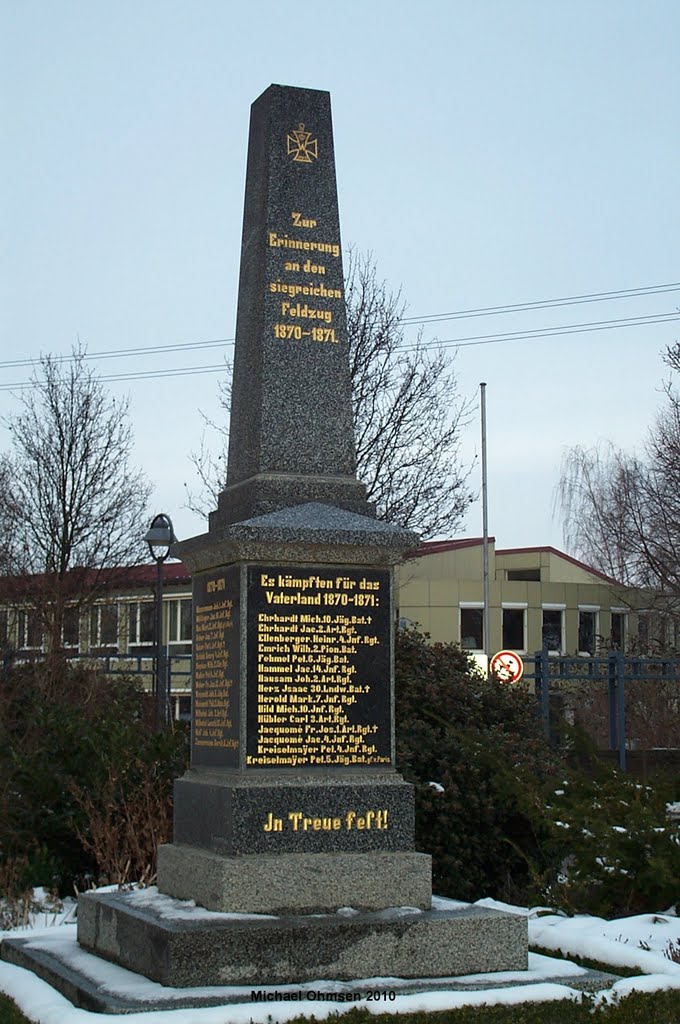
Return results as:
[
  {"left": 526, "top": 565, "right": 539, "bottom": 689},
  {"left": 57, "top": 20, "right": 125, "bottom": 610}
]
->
[
  {"left": 246, "top": 566, "right": 391, "bottom": 769},
  {"left": 193, "top": 567, "right": 240, "bottom": 765}
]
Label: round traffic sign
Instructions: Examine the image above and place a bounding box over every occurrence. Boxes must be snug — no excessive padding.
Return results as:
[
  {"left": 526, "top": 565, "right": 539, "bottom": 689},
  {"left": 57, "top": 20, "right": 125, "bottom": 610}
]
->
[{"left": 489, "top": 650, "right": 524, "bottom": 683}]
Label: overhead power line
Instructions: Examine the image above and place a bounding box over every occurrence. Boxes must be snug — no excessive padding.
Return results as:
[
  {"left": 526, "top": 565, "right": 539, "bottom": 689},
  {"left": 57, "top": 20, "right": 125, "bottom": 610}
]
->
[
  {"left": 401, "top": 311, "right": 680, "bottom": 353},
  {"left": 0, "top": 338, "right": 232, "bottom": 371},
  {"left": 0, "top": 363, "right": 228, "bottom": 392},
  {"left": 1, "top": 279, "right": 678, "bottom": 373},
  {"left": 401, "top": 281, "right": 680, "bottom": 326},
  {"left": 1, "top": 279, "right": 678, "bottom": 389},
  {"left": 1, "top": 309, "right": 677, "bottom": 392}
]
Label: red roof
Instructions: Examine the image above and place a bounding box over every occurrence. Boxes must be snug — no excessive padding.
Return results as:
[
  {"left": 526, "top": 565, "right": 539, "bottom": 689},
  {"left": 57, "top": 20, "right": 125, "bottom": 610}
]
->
[
  {"left": 0, "top": 561, "right": 191, "bottom": 600},
  {"left": 102, "top": 562, "right": 192, "bottom": 587}
]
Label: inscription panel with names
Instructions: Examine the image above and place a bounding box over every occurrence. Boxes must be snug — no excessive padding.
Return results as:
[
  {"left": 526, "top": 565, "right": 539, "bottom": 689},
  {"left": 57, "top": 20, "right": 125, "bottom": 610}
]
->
[
  {"left": 246, "top": 565, "right": 391, "bottom": 769},
  {"left": 192, "top": 566, "right": 240, "bottom": 767}
]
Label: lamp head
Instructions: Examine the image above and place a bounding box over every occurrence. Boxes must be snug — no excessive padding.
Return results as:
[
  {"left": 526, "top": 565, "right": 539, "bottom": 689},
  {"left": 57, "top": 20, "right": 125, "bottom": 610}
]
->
[{"left": 144, "top": 513, "right": 177, "bottom": 563}]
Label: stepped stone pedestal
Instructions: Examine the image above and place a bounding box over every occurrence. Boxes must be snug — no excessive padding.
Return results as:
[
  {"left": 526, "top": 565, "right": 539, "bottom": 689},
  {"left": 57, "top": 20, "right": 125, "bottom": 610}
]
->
[
  {"left": 77, "top": 890, "right": 527, "bottom": 988},
  {"left": 76, "top": 501, "right": 530, "bottom": 989}
]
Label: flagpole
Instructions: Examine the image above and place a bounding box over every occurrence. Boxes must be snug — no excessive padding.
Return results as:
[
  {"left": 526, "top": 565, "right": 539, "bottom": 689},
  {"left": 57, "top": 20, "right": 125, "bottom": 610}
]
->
[{"left": 480, "top": 382, "right": 490, "bottom": 665}]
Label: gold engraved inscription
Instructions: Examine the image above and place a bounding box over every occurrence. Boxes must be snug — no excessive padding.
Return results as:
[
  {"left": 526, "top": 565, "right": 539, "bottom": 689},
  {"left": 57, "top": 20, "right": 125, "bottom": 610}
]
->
[
  {"left": 247, "top": 568, "right": 390, "bottom": 769},
  {"left": 268, "top": 232, "right": 340, "bottom": 258},
  {"left": 193, "top": 589, "right": 238, "bottom": 750},
  {"left": 291, "top": 212, "right": 317, "bottom": 228},
  {"left": 267, "top": 210, "right": 343, "bottom": 343},
  {"left": 262, "top": 810, "right": 389, "bottom": 832}
]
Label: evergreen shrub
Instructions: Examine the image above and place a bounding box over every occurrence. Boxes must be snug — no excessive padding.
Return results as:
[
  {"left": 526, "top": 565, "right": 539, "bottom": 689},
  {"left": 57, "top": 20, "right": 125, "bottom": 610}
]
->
[
  {"left": 393, "top": 628, "right": 680, "bottom": 916},
  {"left": 394, "top": 628, "right": 560, "bottom": 903},
  {"left": 542, "top": 770, "right": 680, "bottom": 917},
  {"left": 0, "top": 660, "right": 188, "bottom": 895}
]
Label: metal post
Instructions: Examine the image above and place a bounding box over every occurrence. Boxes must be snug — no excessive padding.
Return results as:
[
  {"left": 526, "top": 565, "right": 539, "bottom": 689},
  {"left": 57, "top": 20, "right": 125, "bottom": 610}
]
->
[
  {"left": 144, "top": 512, "right": 176, "bottom": 730},
  {"left": 165, "top": 647, "right": 172, "bottom": 722},
  {"left": 608, "top": 652, "right": 618, "bottom": 751},
  {"left": 155, "top": 557, "right": 165, "bottom": 729},
  {"left": 536, "top": 650, "right": 551, "bottom": 740},
  {"left": 480, "top": 383, "right": 490, "bottom": 663},
  {"left": 616, "top": 649, "right": 626, "bottom": 771}
]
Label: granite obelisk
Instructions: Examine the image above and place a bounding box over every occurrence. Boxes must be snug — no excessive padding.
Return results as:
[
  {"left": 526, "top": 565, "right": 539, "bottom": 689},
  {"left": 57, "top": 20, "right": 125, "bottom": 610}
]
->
[
  {"left": 160, "top": 85, "right": 425, "bottom": 899},
  {"left": 212, "top": 84, "right": 371, "bottom": 526}
]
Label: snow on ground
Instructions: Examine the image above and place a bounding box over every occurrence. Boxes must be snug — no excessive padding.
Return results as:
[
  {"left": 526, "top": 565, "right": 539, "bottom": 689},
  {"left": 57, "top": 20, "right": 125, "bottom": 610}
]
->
[{"left": 0, "top": 891, "right": 679, "bottom": 1024}]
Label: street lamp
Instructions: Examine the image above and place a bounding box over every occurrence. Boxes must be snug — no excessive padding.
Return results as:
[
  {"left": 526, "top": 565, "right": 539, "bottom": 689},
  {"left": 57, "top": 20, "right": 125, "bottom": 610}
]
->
[{"left": 143, "top": 513, "right": 177, "bottom": 729}]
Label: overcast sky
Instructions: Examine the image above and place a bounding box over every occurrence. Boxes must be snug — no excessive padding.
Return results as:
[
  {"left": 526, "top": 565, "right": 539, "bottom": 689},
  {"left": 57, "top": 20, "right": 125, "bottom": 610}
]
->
[{"left": 2, "top": 0, "right": 679, "bottom": 553}]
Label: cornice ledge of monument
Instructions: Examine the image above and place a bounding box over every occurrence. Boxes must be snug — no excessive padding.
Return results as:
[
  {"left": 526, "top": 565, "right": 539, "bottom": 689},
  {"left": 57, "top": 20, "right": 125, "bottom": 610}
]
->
[
  {"left": 176, "top": 766, "right": 407, "bottom": 787},
  {"left": 211, "top": 472, "right": 376, "bottom": 526},
  {"left": 173, "top": 502, "right": 419, "bottom": 574}
]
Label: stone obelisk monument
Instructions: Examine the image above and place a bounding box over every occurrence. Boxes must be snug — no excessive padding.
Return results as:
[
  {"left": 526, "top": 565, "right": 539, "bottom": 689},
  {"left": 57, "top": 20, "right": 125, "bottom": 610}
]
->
[{"left": 73, "top": 84, "right": 527, "bottom": 987}]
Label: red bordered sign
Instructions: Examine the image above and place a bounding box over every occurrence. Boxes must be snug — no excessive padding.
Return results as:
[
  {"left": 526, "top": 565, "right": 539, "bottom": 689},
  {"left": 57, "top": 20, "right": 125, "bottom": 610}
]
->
[{"left": 489, "top": 650, "right": 524, "bottom": 683}]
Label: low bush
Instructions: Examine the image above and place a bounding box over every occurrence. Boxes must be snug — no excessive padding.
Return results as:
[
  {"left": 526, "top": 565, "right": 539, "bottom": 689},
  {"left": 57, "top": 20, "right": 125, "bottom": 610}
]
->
[
  {"left": 541, "top": 770, "right": 680, "bottom": 917},
  {"left": 394, "top": 628, "right": 680, "bottom": 918},
  {"left": 281, "top": 991, "right": 680, "bottom": 1022},
  {"left": 0, "top": 660, "right": 189, "bottom": 894}
]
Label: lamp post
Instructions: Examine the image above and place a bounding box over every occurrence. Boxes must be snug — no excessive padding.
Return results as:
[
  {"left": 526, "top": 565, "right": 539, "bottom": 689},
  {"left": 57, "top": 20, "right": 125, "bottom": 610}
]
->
[{"left": 143, "top": 513, "right": 177, "bottom": 729}]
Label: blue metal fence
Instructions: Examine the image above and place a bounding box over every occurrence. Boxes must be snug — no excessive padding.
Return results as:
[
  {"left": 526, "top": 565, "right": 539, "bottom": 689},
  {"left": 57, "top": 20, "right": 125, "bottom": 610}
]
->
[{"left": 528, "top": 652, "right": 680, "bottom": 770}]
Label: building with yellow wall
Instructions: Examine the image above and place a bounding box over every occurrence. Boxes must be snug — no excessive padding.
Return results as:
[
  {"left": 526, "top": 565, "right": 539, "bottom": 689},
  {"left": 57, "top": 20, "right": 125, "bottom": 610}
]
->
[
  {"left": 396, "top": 538, "right": 637, "bottom": 660},
  {"left": 0, "top": 543, "right": 663, "bottom": 716}
]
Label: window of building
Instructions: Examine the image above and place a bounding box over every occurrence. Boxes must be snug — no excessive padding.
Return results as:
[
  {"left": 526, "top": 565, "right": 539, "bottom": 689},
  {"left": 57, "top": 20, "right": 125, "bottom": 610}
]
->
[
  {"left": 668, "top": 617, "right": 680, "bottom": 652},
  {"left": 507, "top": 568, "right": 541, "bottom": 582},
  {"left": 633, "top": 612, "right": 679, "bottom": 654},
  {"left": 655, "top": 615, "right": 680, "bottom": 653},
  {"left": 128, "top": 601, "right": 155, "bottom": 648},
  {"left": 542, "top": 608, "right": 563, "bottom": 653},
  {"left": 177, "top": 695, "right": 192, "bottom": 721},
  {"left": 502, "top": 606, "right": 525, "bottom": 650},
  {"left": 460, "top": 606, "right": 484, "bottom": 651},
  {"left": 167, "top": 597, "right": 192, "bottom": 655},
  {"left": 18, "top": 608, "right": 42, "bottom": 650},
  {"left": 62, "top": 605, "right": 80, "bottom": 650},
  {"left": 0, "top": 608, "right": 8, "bottom": 648},
  {"left": 610, "top": 611, "right": 626, "bottom": 650},
  {"left": 578, "top": 608, "right": 598, "bottom": 655},
  {"left": 90, "top": 603, "right": 118, "bottom": 650}
]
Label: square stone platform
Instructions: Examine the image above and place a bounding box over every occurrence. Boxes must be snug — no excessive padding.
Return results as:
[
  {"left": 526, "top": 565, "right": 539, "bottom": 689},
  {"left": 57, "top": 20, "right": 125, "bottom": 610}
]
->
[
  {"left": 75, "top": 888, "right": 529, "bottom": 988},
  {"left": 1, "top": 918, "right": 620, "bottom": 1016}
]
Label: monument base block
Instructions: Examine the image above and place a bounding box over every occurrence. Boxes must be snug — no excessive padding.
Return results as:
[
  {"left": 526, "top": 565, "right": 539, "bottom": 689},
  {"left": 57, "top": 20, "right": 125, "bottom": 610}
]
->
[
  {"left": 157, "top": 846, "right": 432, "bottom": 914},
  {"left": 172, "top": 769, "right": 416, "bottom": 855},
  {"left": 76, "top": 889, "right": 528, "bottom": 988}
]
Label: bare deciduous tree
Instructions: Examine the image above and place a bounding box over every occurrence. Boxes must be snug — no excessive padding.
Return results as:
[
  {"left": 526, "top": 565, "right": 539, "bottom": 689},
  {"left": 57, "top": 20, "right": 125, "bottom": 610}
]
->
[
  {"left": 345, "top": 250, "right": 473, "bottom": 536},
  {"left": 0, "top": 456, "right": 18, "bottom": 579},
  {"left": 0, "top": 348, "right": 152, "bottom": 651},
  {"left": 183, "top": 371, "right": 231, "bottom": 521},
  {"left": 556, "top": 343, "right": 680, "bottom": 607},
  {"left": 186, "top": 250, "right": 474, "bottom": 538}
]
